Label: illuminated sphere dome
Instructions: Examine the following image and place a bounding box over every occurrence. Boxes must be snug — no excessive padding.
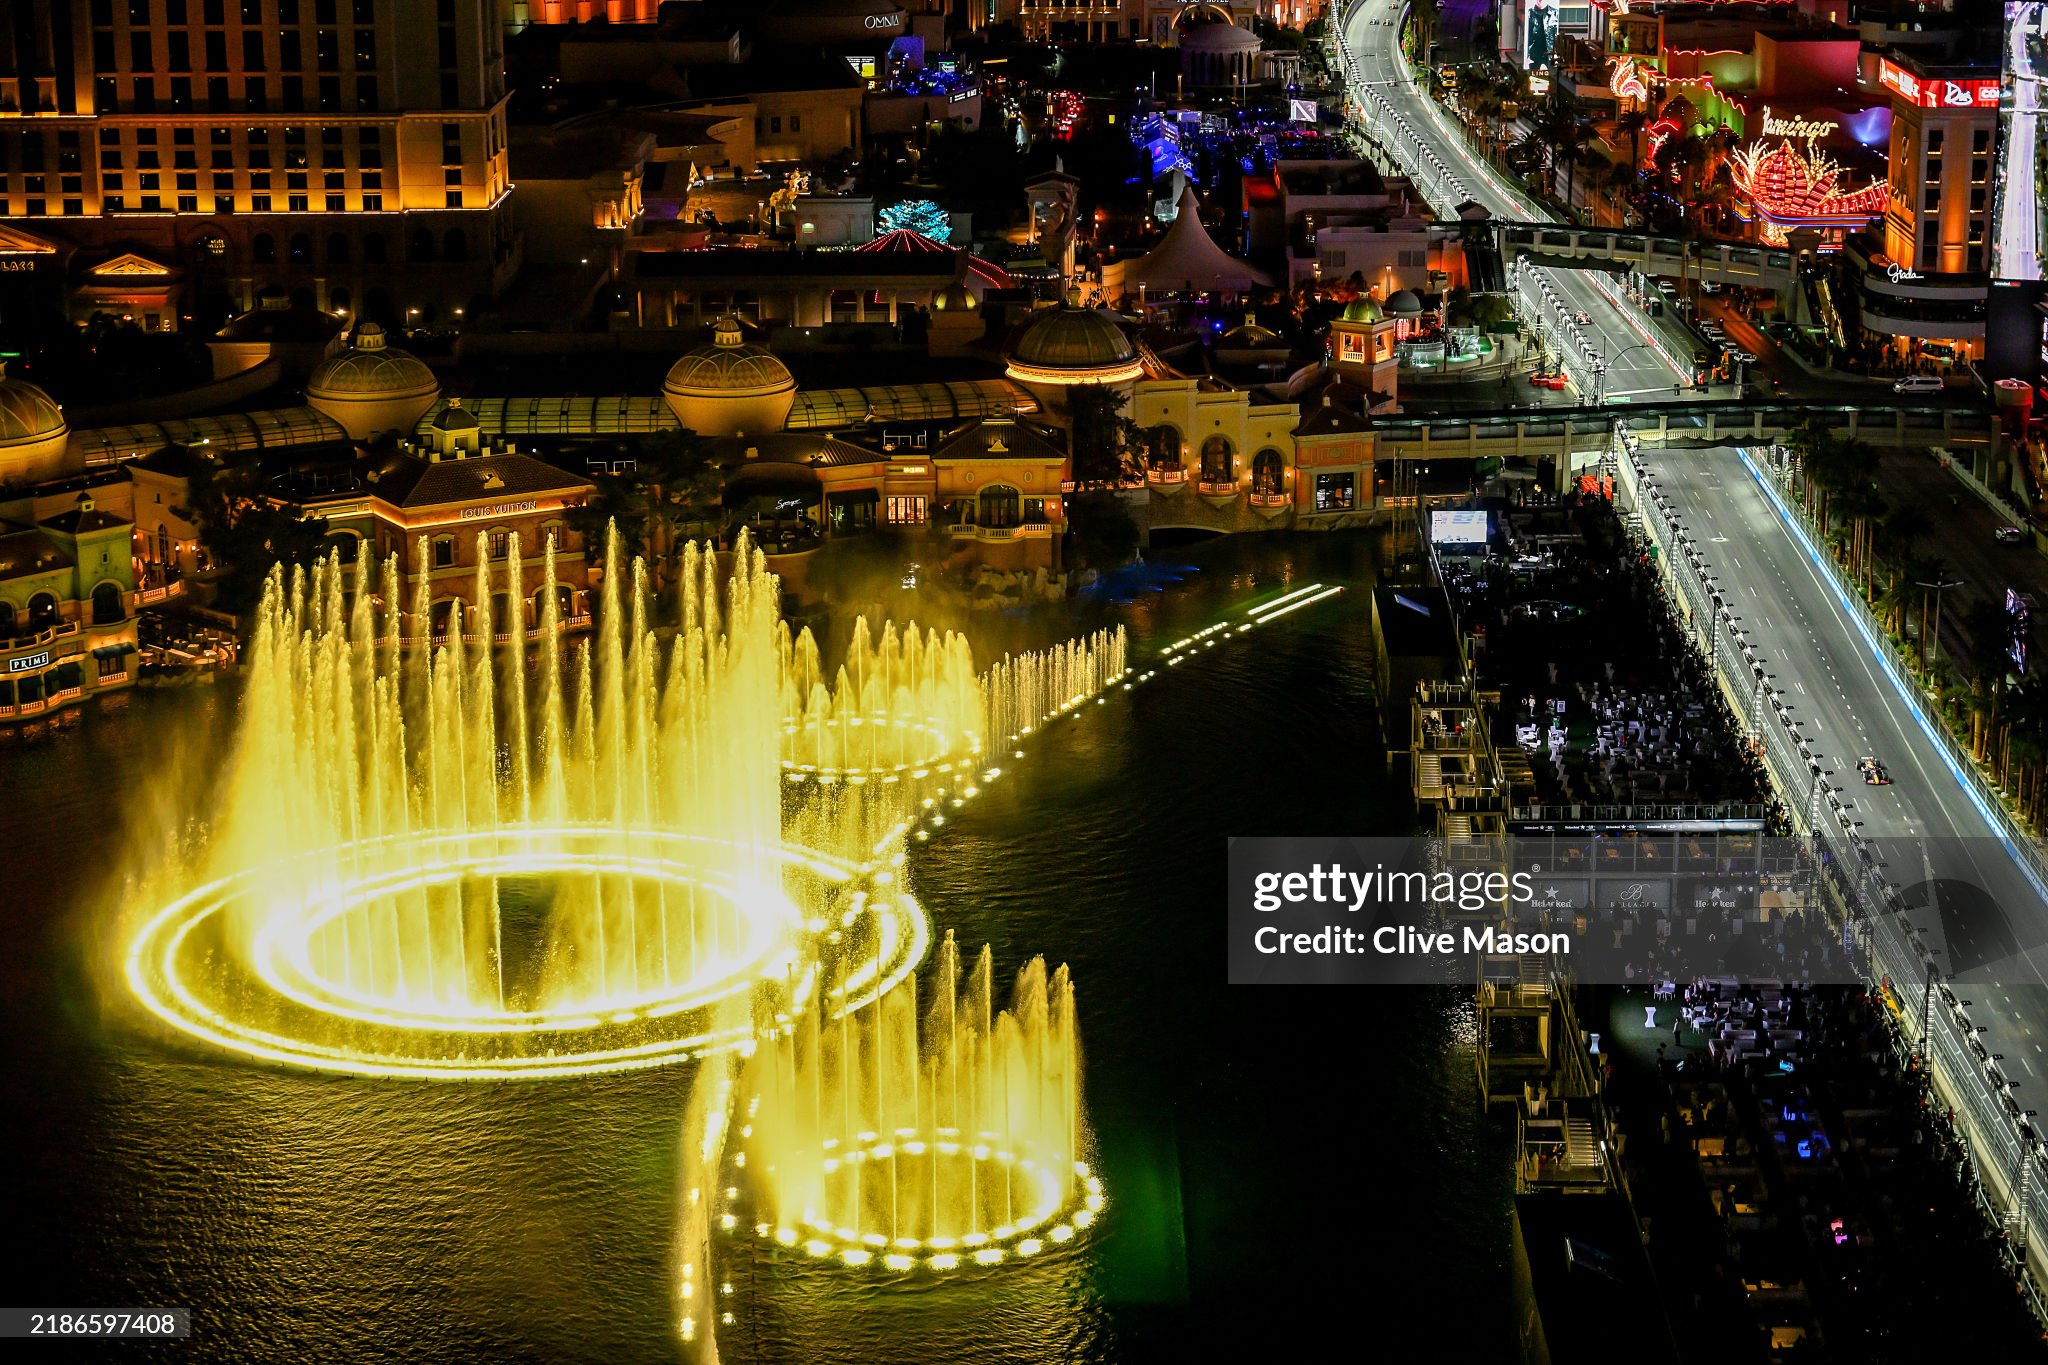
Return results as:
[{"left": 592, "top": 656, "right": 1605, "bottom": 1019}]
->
[
  {"left": 0, "top": 363, "right": 75, "bottom": 487},
  {"left": 932, "top": 281, "right": 978, "bottom": 313},
  {"left": 1384, "top": 290, "right": 1423, "bottom": 316},
  {"left": 1010, "top": 305, "right": 1137, "bottom": 373},
  {"left": 1341, "top": 296, "right": 1384, "bottom": 324},
  {"left": 306, "top": 322, "right": 442, "bottom": 442},
  {"left": 1005, "top": 303, "right": 1142, "bottom": 413},
  {"left": 662, "top": 316, "right": 798, "bottom": 438}
]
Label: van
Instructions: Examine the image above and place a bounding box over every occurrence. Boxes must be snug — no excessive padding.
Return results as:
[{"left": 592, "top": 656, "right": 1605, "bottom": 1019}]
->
[{"left": 1892, "top": 374, "right": 1944, "bottom": 393}]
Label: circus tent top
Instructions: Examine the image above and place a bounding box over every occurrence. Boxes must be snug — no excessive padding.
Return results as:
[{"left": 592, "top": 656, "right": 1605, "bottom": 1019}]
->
[
  {"left": 856, "top": 229, "right": 1016, "bottom": 291},
  {"left": 1128, "top": 187, "right": 1273, "bottom": 294}
]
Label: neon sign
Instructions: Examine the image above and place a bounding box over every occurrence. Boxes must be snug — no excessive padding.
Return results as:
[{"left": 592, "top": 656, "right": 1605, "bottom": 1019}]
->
[
  {"left": 1759, "top": 106, "right": 1837, "bottom": 141},
  {"left": 1878, "top": 59, "right": 1999, "bottom": 108},
  {"left": 1609, "top": 56, "right": 1647, "bottom": 104}
]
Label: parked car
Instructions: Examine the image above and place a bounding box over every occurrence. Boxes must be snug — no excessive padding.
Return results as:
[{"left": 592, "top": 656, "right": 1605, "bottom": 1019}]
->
[
  {"left": 1892, "top": 374, "right": 1944, "bottom": 393},
  {"left": 1996, "top": 525, "right": 2029, "bottom": 545}
]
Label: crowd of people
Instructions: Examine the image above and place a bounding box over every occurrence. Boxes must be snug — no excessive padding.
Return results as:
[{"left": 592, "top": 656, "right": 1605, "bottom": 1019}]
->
[
  {"left": 1439, "top": 491, "right": 1788, "bottom": 826},
  {"left": 1616, "top": 983, "right": 2045, "bottom": 1359}
]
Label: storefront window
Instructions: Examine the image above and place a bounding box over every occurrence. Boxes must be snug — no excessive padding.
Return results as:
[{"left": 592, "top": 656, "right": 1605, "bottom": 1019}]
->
[{"left": 1315, "top": 472, "right": 1355, "bottom": 511}]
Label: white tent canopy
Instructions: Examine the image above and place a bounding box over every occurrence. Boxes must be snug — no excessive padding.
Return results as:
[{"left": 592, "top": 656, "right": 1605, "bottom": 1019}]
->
[{"left": 1129, "top": 186, "right": 1273, "bottom": 295}]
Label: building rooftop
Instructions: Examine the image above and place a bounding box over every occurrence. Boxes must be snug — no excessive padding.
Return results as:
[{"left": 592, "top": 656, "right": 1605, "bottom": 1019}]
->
[{"left": 370, "top": 452, "right": 595, "bottom": 509}]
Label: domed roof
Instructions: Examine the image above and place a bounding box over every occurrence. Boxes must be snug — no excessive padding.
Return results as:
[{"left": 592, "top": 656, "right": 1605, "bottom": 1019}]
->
[
  {"left": 1011, "top": 304, "right": 1137, "bottom": 372},
  {"left": 1385, "top": 289, "right": 1424, "bottom": 315},
  {"left": 1181, "top": 21, "right": 1263, "bottom": 51},
  {"left": 307, "top": 322, "right": 439, "bottom": 401},
  {"left": 1340, "top": 296, "right": 1384, "bottom": 324},
  {"left": 430, "top": 396, "right": 481, "bottom": 431},
  {"left": 0, "top": 364, "right": 65, "bottom": 446},
  {"left": 663, "top": 316, "right": 796, "bottom": 398},
  {"left": 932, "top": 281, "right": 978, "bottom": 313}
]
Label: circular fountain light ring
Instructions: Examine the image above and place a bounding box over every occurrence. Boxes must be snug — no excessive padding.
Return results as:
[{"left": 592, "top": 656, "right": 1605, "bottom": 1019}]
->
[
  {"left": 127, "top": 825, "right": 930, "bottom": 1080},
  {"left": 738, "top": 1137, "right": 1103, "bottom": 1272}
]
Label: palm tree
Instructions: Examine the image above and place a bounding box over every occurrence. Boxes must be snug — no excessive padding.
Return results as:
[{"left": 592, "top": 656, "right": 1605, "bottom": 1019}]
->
[
  {"left": 1961, "top": 598, "right": 2015, "bottom": 762},
  {"left": 1614, "top": 107, "right": 1649, "bottom": 172},
  {"left": 1532, "top": 91, "right": 1592, "bottom": 214}
]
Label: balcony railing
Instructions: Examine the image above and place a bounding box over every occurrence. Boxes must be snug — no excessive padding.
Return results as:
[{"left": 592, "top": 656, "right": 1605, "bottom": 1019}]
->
[
  {"left": 1146, "top": 465, "right": 1188, "bottom": 486},
  {"left": 1196, "top": 480, "right": 1239, "bottom": 498},
  {"left": 1248, "top": 492, "right": 1291, "bottom": 509},
  {"left": 1, "top": 621, "right": 81, "bottom": 653}
]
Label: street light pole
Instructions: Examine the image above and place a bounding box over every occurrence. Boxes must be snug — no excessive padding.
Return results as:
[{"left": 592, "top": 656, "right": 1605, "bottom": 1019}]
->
[{"left": 1913, "top": 576, "right": 1965, "bottom": 674}]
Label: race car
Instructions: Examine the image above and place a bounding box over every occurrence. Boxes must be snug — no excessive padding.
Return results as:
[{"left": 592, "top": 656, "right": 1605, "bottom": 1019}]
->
[{"left": 1857, "top": 756, "right": 1892, "bottom": 786}]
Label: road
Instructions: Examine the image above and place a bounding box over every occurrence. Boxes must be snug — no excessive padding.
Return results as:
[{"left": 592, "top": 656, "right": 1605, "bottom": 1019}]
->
[
  {"left": 1646, "top": 446, "right": 2048, "bottom": 1142},
  {"left": 1340, "top": 0, "right": 1690, "bottom": 402}
]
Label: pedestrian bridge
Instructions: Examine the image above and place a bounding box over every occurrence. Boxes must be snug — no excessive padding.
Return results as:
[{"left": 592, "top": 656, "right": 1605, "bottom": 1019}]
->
[
  {"left": 1468, "top": 223, "right": 1802, "bottom": 294},
  {"left": 1369, "top": 399, "right": 1993, "bottom": 480}
]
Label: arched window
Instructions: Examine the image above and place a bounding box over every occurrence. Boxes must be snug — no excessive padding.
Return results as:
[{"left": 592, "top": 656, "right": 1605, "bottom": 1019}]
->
[
  {"left": 328, "top": 285, "right": 351, "bottom": 314},
  {"left": 252, "top": 232, "right": 276, "bottom": 264},
  {"left": 0, "top": 601, "right": 16, "bottom": 637},
  {"left": 362, "top": 232, "right": 387, "bottom": 264},
  {"left": 443, "top": 227, "right": 468, "bottom": 261},
  {"left": 1147, "top": 423, "right": 1182, "bottom": 468},
  {"left": 288, "top": 232, "right": 312, "bottom": 263},
  {"left": 1251, "top": 449, "right": 1285, "bottom": 496},
  {"left": 91, "top": 581, "right": 124, "bottom": 624},
  {"left": 534, "top": 584, "right": 577, "bottom": 622},
  {"left": 977, "top": 483, "right": 1020, "bottom": 528},
  {"left": 429, "top": 597, "right": 459, "bottom": 639},
  {"left": 1199, "top": 435, "right": 1233, "bottom": 483},
  {"left": 491, "top": 591, "right": 513, "bottom": 627},
  {"left": 326, "top": 232, "right": 351, "bottom": 264},
  {"left": 323, "top": 530, "right": 360, "bottom": 564},
  {"left": 155, "top": 525, "right": 170, "bottom": 565},
  {"left": 409, "top": 228, "right": 436, "bottom": 262},
  {"left": 26, "top": 592, "right": 59, "bottom": 631}
]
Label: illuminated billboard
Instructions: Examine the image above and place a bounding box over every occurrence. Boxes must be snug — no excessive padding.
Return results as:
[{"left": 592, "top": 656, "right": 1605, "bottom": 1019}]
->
[
  {"left": 1523, "top": 0, "right": 1557, "bottom": 71},
  {"left": 1994, "top": 2, "right": 2048, "bottom": 281},
  {"left": 1877, "top": 59, "right": 1999, "bottom": 108}
]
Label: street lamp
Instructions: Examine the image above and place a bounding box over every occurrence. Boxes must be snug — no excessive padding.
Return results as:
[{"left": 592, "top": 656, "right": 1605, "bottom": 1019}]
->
[{"left": 1913, "top": 575, "right": 1965, "bottom": 673}]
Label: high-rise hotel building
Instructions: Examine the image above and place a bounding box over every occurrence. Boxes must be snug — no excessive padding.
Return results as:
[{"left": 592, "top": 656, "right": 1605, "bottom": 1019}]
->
[{"left": 0, "top": 0, "right": 514, "bottom": 328}]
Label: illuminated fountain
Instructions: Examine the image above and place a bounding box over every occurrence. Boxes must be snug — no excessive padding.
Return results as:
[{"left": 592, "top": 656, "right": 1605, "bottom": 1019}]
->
[
  {"left": 125, "top": 529, "right": 1126, "bottom": 1079},
  {"left": 729, "top": 931, "right": 1099, "bottom": 1274}
]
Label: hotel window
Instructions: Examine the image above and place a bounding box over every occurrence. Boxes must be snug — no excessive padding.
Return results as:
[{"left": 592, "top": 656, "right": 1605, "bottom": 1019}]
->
[
  {"left": 433, "top": 536, "right": 455, "bottom": 568},
  {"left": 1314, "top": 471, "right": 1354, "bottom": 511},
  {"left": 354, "top": 0, "right": 373, "bottom": 19},
  {"left": 490, "top": 530, "right": 510, "bottom": 560},
  {"left": 244, "top": 31, "right": 265, "bottom": 69},
  {"left": 445, "top": 190, "right": 462, "bottom": 207},
  {"left": 886, "top": 495, "right": 927, "bottom": 524},
  {"left": 1973, "top": 158, "right": 1988, "bottom": 184},
  {"left": 1976, "top": 128, "right": 1993, "bottom": 154}
]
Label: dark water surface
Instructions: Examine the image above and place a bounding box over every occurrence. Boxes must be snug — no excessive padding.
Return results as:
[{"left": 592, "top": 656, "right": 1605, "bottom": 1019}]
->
[{"left": 0, "top": 533, "right": 1513, "bottom": 1363}]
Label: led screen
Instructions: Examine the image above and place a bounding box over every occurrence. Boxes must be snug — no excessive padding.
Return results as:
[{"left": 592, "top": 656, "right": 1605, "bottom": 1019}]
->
[{"left": 1431, "top": 510, "right": 1490, "bottom": 544}]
